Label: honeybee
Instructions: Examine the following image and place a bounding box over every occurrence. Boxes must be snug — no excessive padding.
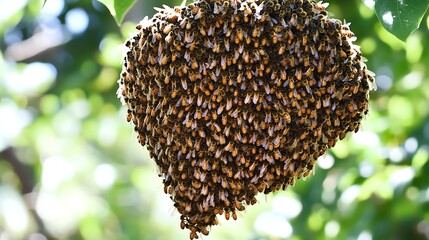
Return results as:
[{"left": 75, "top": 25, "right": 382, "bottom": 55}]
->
[
  {"left": 252, "top": 92, "right": 259, "bottom": 104},
  {"left": 192, "top": 180, "right": 202, "bottom": 189},
  {"left": 244, "top": 92, "right": 251, "bottom": 104},
  {"left": 213, "top": 1, "right": 221, "bottom": 14},
  {"left": 304, "top": 65, "right": 314, "bottom": 77},
  {"left": 295, "top": 68, "right": 302, "bottom": 81},
  {"left": 126, "top": 112, "right": 133, "bottom": 122},
  {"left": 180, "top": 220, "right": 186, "bottom": 229},
  {"left": 235, "top": 28, "right": 244, "bottom": 42},
  {"left": 224, "top": 142, "right": 233, "bottom": 152},
  {"left": 260, "top": 36, "right": 268, "bottom": 46},
  {"left": 251, "top": 26, "right": 260, "bottom": 38},
  {"left": 185, "top": 118, "right": 193, "bottom": 128},
  {"left": 260, "top": 11, "right": 269, "bottom": 22},
  {"left": 208, "top": 39, "right": 219, "bottom": 52},
  {"left": 219, "top": 135, "right": 226, "bottom": 145},
  {"left": 201, "top": 228, "right": 209, "bottom": 236},
  {"left": 188, "top": 58, "right": 198, "bottom": 70},
  {"left": 281, "top": 110, "right": 291, "bottom": 124},
  {"left": 200, "top": 158, "right": 209, "bottom": 171},
  {"left": 244, "top": 3, "right": 253, "bottom": 15},
  {"left": 153, "top": 32, "right": 162, "bottom": 43},
  {"left": 232, "top": 212, "right": 238, "bottom": 220},
  {"left": 178, "top": 181, "right": 186, "bottom": 191},
  {"left": 271, "top": 32, "right": 280, "bottom": 44},
  {"left": 194, "top": 7, "right": 203, "bottom": 20},
  {"left": 214, "top": 148, "right": 222, "bottom": 158},
  {"left": 226, "top": 166, "right": 234, "bottom": 178},
  {"left": 349, "top": 100, "right": 358, "bottom": 111},
  {"left": 277, "top": 44, "right": 287, "bottom": 55}
]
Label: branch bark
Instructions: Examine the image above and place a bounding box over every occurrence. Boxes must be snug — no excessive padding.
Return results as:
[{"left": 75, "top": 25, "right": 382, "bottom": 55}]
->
[{"left": 0, "top": 147, "right": 50, "bottom": 238}]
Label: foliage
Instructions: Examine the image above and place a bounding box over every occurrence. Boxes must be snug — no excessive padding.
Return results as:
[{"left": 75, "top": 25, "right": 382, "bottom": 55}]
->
[
  {"left": 98, "top": 0, "right": 137, "bottom": 25},
  {"left": 0, "top": 0, "right": 428, "bottom": 240},
  {"left": 375, "top": 0, "right": 429, "bottom": 41}
]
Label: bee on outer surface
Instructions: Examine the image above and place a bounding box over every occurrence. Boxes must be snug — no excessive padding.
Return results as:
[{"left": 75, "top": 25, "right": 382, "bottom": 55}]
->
[
  {"left": 221, "top": 56, "right": 227, "bottom": 69},
  {"left": 236, "top": 27, "right": 244, "bottom": 42},
  {"left": 194, "top": 108, "right": 202, "bottom": 119},
  {"left": 270, "top": 31, "right": 280, "bottom": 44},
  {"left": 213, "top": 1, "right": 222, "bottom": 14},
  {"left": 225, "top": 211, "right": 230, "bottom": 220},
  {"left": 200, "top": 228, "right": 209, "bottom": 236},
  {"left": 193, "top": 6, "right": 203, "bottom": 19},
  {"left": 224, "top": 142, "right": 234, "bottom": 152},
  {"left": 252, "top": 92, "right": 259, "bottom": 104},
  {"left": 212, "top": 42, "right": 220, "bottom": 52},
  {"left": 217, "top": 104, "right": 225, "bottom": 114},
  {"left": 244, "top": 92, "right": 252, "bottom": 104},
  {"left": 294, "top": 68, "right": 302, "bottom": 80},
  {"left": 219, "top": 113, "right": 227, "bottom": 126},
  {"left": 178, "top": 181, "right": 186, "bottom": 192},
  {"left": 224, "top": 38, "right": 230, "bottom": 51},
  {"left": 190, "top": 58, "right": 198, "bottom": 69},
  {"left": 252, "top": 26, "right": 261, "bottom": 38},
  {"left": 260, "top": 11, "right": 269, "bottom": 22},
  {"left": 225, "top": 98, "right": 233, "bottom": 111},
  {"left": 278, "top": 109, "right": 291, "bottom": 124},
  {"left": 278, "top": 43, "right": 286, "bottom": 55}
]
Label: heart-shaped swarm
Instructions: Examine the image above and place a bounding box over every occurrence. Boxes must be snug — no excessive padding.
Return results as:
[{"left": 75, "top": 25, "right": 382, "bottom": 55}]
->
[{"left": 118, "top": 0, "right": 375, "bottom": 238}]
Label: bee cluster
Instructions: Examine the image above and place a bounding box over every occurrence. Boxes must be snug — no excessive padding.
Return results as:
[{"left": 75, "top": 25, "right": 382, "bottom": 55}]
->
[{"left": 118, "top": 0, "right": 375, "bottom": 238}]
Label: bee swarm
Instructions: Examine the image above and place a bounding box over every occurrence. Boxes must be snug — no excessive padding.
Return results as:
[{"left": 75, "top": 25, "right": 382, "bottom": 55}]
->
[{"left": 118, "top": 0, "right": 375, "bottom": 238}]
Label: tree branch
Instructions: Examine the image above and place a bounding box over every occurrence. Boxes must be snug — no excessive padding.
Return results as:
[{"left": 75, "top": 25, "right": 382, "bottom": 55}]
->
[{"left": 0, "top": 146, "right": 50, "bottom": 238}]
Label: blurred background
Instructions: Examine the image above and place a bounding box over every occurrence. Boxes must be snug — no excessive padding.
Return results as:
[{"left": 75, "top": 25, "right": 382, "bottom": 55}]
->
[{"left": 0, "top": 0, "right": 428, "bottom": 239}]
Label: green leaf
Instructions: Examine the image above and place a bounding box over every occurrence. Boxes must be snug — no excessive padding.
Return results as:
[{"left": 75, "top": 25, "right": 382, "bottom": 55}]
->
[
  {"left": 98, "top": 0, "right": 137, "bottom": 26},
  {"left": 375, "top": 0, "right": 429, "bottom": 41}
]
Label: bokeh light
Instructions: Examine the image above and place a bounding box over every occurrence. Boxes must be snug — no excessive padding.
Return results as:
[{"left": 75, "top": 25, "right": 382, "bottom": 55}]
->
[{"left": 65, "top": 8, "right": 89, "bottom": 34}]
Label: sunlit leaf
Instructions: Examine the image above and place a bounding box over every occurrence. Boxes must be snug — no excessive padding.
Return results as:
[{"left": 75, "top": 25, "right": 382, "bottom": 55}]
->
[
  {"left": 98, "top": 0, "right": 137, "bottom": 25},
  {"left": 375, "top": 0, "right": 429, "bottom": 41}
]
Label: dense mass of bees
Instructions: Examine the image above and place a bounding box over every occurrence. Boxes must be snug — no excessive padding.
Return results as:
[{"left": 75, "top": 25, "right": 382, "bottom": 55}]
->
[{"left": 118, "top": 0, "right": 375, "bottom": 238}]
